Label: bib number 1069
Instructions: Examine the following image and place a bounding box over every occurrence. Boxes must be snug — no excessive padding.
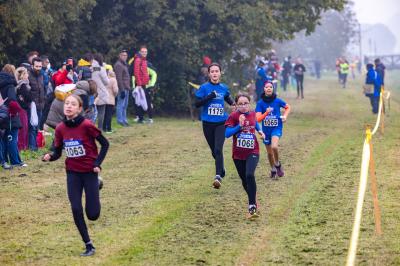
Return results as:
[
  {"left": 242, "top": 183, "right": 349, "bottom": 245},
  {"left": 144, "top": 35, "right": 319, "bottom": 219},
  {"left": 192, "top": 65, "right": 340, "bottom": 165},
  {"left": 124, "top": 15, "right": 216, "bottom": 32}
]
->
[
  {"left": 237, "top": 138, "right": 254, "bottom": 149},
  {"left": 208, "top": 107, "right": 224, "bottom": 116}
]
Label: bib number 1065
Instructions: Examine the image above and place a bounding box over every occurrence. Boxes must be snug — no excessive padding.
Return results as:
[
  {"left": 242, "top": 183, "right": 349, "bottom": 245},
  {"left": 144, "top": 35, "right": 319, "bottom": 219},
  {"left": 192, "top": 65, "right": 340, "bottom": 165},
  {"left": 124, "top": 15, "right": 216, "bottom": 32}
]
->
[
  {"left": 237, "top": 138, "right": 255, "bottom": 149},
  {"left": 264, "top": 118, "right": 278, "bottom": 127},
  {"left": 208, "top": 107, "right": 224, "bottom": 116}
]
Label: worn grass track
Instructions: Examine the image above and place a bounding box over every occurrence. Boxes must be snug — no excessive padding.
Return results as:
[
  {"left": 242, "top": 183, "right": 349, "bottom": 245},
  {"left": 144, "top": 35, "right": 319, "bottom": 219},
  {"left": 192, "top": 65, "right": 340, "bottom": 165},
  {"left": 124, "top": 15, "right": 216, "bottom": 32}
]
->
[{"left": 0, "top": 71, "right": 399, "bottom": 265}]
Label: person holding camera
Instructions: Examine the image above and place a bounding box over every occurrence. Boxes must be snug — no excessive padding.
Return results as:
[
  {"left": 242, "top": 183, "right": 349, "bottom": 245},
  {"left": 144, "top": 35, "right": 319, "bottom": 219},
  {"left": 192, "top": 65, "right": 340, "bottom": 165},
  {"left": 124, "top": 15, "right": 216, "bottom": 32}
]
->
[{"left": 114, "top": 49, "right": 131, "bottom": 127}]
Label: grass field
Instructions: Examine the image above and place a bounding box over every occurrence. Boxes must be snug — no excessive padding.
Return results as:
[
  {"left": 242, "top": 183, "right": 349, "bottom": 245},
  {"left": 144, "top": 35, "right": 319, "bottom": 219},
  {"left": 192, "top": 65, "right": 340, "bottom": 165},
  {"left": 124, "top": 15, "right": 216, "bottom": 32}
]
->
[{"left": 1, "top": 71, "right": 400, "bottom": 265}]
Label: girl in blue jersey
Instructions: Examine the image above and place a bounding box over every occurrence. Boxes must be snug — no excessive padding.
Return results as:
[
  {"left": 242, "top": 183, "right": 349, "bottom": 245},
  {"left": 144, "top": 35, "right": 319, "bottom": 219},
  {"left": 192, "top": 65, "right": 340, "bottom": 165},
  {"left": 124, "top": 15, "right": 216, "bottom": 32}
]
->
[
  {"left": 195, "top": 63, "right": 235, "bottom": 189},
  {"left": 255, "top": 81, "right": 291, "bottom": 179}
]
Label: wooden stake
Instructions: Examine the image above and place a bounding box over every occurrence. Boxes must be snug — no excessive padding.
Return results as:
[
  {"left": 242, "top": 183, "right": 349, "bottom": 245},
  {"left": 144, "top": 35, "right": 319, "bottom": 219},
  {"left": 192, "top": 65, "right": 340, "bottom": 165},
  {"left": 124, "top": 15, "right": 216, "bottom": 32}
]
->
[{"left": 368, "top": 140, "right": 382, "bottom": 235}]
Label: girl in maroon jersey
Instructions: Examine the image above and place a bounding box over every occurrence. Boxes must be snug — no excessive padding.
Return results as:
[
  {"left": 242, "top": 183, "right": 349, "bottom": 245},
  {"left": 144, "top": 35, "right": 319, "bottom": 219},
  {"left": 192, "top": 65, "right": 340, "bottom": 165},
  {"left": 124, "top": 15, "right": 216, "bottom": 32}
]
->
[
  {"left": 225, "top": 94, "right": 265, "bottom": 219},
  {"left": 42, "top": 94, "right": 109, "bottom": 256}
]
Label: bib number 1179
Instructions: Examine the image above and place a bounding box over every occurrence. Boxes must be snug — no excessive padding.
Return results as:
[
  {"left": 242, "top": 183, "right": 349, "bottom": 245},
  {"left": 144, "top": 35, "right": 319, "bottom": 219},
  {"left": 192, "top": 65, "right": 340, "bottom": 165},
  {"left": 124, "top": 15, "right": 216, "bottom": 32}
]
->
[{"left": 208, "top": 107, "right": 224, "bottom": 116}]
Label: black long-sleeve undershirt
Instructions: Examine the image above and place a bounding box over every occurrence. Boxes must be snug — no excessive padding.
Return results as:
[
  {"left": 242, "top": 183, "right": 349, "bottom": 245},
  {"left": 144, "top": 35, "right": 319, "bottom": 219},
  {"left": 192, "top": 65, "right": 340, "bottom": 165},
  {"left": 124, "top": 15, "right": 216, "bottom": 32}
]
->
[{"left": 195, "top": 93, "right": 235, "bottom": 108}]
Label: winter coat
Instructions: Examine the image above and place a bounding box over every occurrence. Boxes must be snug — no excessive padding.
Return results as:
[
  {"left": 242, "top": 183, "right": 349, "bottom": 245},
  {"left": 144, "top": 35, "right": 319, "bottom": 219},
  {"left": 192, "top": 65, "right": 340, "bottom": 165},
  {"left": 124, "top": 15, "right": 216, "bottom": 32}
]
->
[
  {"left": 92, "top": 60, "right": 109, "bottom": 106},
  {"left": 114, "top": 59, "right": 130, "bottom": 90},
  {"left": 0, "top": 72, "right": 22, "bottom": 129},
  {"left": 28, "top": 69, "right": 46, "bottom": 110},
  {"left": 133, "top": 54, "right": 149, "bottom": 86},
  {"left": 106, "top": 71, "right": 119, "bottom": 105},
  {"left": 16, "top": 79, "right": 32, "bottom": 110}
]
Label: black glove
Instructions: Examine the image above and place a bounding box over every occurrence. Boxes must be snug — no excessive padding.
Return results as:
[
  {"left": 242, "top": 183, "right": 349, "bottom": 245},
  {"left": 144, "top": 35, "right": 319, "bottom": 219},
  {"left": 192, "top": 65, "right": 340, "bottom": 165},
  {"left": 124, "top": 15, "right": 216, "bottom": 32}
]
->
[
  {"left": 120, "top": 90, "right": 126, "bottom": 99},
  {"left": 66, "top": 64, "right": 73, "bottom": 72},
  {"left": 207, "top": 91, "right": 217, "bottom": 100}
]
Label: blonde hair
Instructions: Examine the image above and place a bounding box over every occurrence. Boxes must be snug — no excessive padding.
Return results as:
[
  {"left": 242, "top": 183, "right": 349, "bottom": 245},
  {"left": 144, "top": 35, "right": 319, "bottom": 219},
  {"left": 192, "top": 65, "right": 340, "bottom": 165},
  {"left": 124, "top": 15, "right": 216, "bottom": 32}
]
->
[
  {"left": 2, "top": 64, "right": 17, "bottom": 80},
  {"left": 15, "top": 67, "right": 28, "bottom": 81}
]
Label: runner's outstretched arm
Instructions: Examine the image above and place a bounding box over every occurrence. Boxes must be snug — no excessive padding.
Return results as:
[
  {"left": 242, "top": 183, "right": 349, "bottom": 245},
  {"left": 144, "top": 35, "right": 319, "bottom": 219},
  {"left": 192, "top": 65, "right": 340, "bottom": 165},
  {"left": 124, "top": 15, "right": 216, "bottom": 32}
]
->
[
  {"left": 225, "top": 125, "right": 241, "bottom": 138},
  {"left": 224, "top": 95, "right": 235, "bottom": 106},
  {"left": 256, "top": 109, "right": 271, "bottom": 123}
]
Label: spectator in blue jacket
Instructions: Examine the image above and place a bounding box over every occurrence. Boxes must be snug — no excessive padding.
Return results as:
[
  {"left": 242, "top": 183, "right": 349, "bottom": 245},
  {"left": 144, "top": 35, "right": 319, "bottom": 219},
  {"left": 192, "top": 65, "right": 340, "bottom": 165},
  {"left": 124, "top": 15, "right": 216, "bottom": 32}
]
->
[{"left": 364, "top": 63, "right": 382, "bottom": 114}]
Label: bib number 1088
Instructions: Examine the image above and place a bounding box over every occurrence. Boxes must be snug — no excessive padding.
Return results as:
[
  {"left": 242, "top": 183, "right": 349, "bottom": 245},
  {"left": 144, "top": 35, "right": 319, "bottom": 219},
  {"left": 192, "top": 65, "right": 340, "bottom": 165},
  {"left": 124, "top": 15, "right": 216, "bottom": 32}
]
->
[
  {"left": 237, "top": 138, "right": 254, "bottom": 149},
  {"left": 208, "top": 107, "right": 224, "bottom": 116}
]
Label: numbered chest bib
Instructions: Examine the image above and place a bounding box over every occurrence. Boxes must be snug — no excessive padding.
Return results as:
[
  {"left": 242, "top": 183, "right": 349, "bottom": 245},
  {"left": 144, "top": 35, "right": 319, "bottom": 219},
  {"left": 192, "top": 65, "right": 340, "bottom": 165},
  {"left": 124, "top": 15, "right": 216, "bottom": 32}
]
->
[
  {"left": 64, "top": 140, "right": 86, "bottom": 158},
  {"left": 236, "top": 133, "right": 255, "bottom": 149},
  {"left": 264, "top": 116, "right": 278, "bottom": 127},
  {"left": 207, "top": 106, "right": 224, "bottom": 116}
]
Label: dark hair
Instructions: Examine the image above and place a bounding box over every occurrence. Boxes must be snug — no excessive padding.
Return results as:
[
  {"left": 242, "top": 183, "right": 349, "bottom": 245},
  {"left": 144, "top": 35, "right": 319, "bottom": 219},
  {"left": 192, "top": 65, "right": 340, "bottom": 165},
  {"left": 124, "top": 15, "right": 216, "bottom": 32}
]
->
[
  {"left": 32, "top": 57, "right": 42, "bottom": 65},
  {"left": 119, "top": 49, "right": 128, "bottom": 54},
  {"left": 93, "top": 53, "right": 104, "bottom": 66},
  {"left": 374, "top": 58, "right": 380, "bottom": 64},
  {"left": 139, "top": 45, "right": 147, "bottom": 50},
  {"left": 40, "top": 55, "right": 49, "bottom": 61},
  {"left": 207, "top": 62, "right": 222, "bottom": 73},
  {"left": 27, "top": 51, "right": 39, "bottom": 60},
  {"left": 83, "top": 52, "right": 94, "bottom": 62},
  {"left": 235, "top": 93, "right": 250, "bottom": 103}
]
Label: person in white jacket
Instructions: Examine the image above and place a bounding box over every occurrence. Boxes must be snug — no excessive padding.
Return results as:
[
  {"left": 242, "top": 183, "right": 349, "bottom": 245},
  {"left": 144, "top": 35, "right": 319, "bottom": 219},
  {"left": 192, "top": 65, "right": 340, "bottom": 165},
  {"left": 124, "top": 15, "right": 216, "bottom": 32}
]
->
[{"left": 92, "top": 54, "right": 109, "bottom": 130}]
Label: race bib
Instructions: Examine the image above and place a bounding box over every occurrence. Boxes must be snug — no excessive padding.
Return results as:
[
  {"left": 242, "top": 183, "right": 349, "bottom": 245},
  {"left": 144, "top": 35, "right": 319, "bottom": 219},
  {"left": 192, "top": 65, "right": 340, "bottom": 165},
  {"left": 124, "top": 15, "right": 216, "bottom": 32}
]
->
[
  {"left": 237, "top": 133, "right": 255, "bottom": 149},
  {"left": 64, "top": 140, "right": 86, "bottom": 158},
  {"left": 207, "top": 107, "right": 224, "bottom": 116},
  {"left": 264, "top": 117, "right": 278, "bottom": 127}
]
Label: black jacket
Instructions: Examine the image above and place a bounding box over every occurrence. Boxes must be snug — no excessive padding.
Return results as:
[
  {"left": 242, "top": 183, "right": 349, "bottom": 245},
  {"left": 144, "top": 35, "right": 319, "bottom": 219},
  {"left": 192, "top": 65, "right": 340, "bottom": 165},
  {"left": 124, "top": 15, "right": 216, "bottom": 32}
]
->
[{"left": 28, "top": 69, "right": 45, "bottom": 110}]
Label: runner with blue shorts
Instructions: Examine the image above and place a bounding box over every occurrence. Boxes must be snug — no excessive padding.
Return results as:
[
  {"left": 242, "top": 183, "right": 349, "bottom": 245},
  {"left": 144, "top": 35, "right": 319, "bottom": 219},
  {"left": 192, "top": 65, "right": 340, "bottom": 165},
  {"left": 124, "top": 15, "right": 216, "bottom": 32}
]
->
[{"left": 255, "top": 81, "right": 291, "bottom": 179}]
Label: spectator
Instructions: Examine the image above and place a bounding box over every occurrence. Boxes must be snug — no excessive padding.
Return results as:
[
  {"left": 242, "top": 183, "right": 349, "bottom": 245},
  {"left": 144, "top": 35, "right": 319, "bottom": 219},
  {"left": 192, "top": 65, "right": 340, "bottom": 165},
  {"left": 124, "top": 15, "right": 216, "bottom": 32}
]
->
[
  {"left": 374, "top": 58, "right": 386, "bottom": 85},
  {"left": 114, "top": 49, "right": 130, "bottom": 127},
  {"left": 293, "top": 58, "right": 306, "bottom": 99},
  {"left": 255, "top": 60, "right": 268, "bottom": 100},
  {"left": 0, "top": 66, "right": 25, "bottom": 167},
  {"left": 52, "top": 61, "right": 76, "bottom": 87},
  {"left": 28, "top": 57, "right": 45, "bottom": 151},
  {"left": 20, "top": 51, "right": 39, "bottom": 70},
  {"left": 103, "top": 66, "right": 119, "bottom": 133},
  {"left": 92, "top": 53, "right": 109, "bottom": 131},
  {"left": 133, "top": 45, "right": 150, "bottom": 123},
  {"left": 339, "top": 59, "right": 349, "bottom": 88},
  {"left": 77, "top": 53, "right": 93, "bottom": 81},
  {"left": 40, "top": 55, "right": 55, "bottom": 131},
  {"left": 281, "top": 56, "right": 292, "bottom": 91},
  {"left": 364, "top": 63, "right": 382, "bottom": 114},
  {"left": 15, "top": 67, "right": 32, "bottom": 151}
]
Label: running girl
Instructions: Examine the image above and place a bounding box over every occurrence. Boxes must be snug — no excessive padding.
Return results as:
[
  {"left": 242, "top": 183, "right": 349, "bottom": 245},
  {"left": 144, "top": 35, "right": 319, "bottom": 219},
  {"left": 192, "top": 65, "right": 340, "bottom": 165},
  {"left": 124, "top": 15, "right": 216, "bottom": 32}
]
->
[
  {"left": 195, "top": 63, "right": 235, "bottom": 189},
  {"left": 225, "top": 94, "right": 265, "bottom": 219},
  {"left": 42, "top": 94, "right": 109, "bottom": 256},
  {"left": 255, "top": 81, "right": 291, "bottom": 179}
]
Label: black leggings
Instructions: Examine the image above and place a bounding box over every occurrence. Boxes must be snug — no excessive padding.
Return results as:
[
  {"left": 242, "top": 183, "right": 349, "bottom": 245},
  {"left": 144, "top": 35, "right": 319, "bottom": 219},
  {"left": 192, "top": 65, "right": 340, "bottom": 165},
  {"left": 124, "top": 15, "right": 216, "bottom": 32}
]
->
[
  {"left": 67, "top": 170, "right": 101, "bottom": 244},
  {"left": 296, "top": 75, "right": 304, "bottom": 98},
  {"left": 202, "top": 122, "right": 225, "bottom": 176},
  {"left": 233, "top": 154, "right": 259, "bottom": 206},
  {"left": 103, "top": 104, "right": 114, "bottom": 131},
  {"left": 137, "top": 88, "right": 153, "bottom": 121}
]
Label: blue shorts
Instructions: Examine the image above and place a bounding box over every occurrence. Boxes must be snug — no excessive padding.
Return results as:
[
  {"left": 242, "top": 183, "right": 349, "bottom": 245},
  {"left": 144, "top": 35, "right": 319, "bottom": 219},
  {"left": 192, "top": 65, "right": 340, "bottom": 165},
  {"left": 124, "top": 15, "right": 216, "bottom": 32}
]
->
[{"left": 263, "top": 127, "right": 282, "bottom": 145}]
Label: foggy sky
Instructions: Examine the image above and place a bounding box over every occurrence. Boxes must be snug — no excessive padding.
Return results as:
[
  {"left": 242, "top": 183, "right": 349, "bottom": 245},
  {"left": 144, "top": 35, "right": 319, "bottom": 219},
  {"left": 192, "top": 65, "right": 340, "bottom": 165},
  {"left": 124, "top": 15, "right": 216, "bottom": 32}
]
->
[{"left": 353, "top": 0, "right": 400, "bottom": 53}]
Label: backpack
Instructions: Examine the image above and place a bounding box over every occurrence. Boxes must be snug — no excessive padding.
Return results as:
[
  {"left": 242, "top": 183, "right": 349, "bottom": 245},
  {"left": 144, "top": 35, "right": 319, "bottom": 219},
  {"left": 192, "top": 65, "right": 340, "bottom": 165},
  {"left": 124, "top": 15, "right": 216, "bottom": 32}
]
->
[{"left": 54, "top": 84, "right": 76, "bottom": 101}]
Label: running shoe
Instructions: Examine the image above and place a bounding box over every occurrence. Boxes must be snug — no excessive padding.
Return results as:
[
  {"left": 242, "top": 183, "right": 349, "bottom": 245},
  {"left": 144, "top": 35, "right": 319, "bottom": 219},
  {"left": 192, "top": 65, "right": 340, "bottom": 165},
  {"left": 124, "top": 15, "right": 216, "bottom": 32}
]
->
[
  {"left": 134, "top": 116, "right": 139, "bottom": 122},
  {"left": 98, "top": 176, "right": 103, "bottom": 190},
  {"left": 148, "top": 118, "right": 154, "bottom": 124},
  {"left": 212, "top": 175, "right": 222, "bottom": 189},
  {"left": 276, "top": 162, "right": 284, "bottom": 177},
  {"left": 2, "top": 163, "right": 12, "bottom": 170},
  {"left": 247, "top": 206, "right": 260, "bottom": 220},
  {"left": 270, "top": 168, "right": 277, "bottom": 179},
  {"left": 80, "top": 246, "right": 96, "bottom": 257}
]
